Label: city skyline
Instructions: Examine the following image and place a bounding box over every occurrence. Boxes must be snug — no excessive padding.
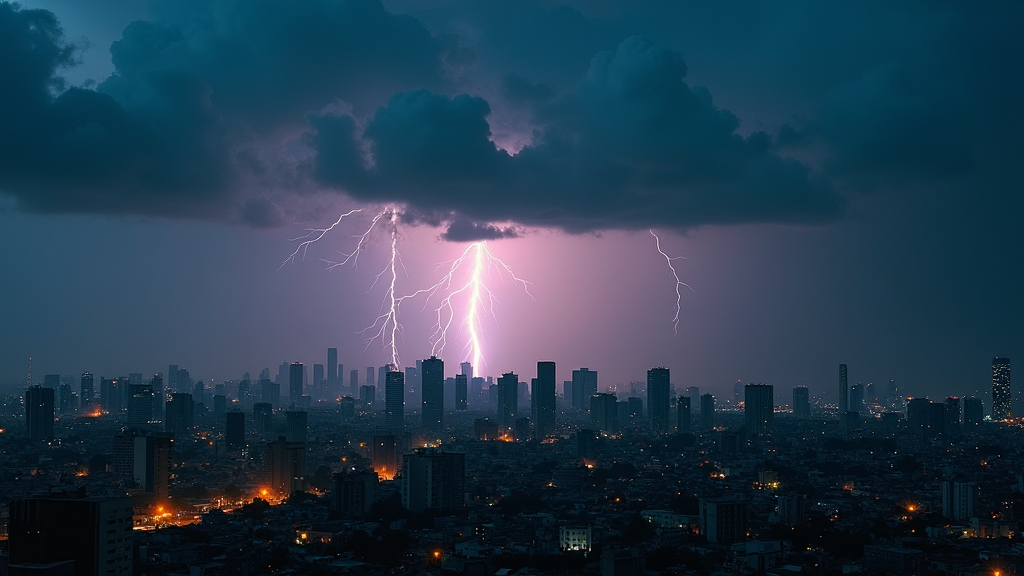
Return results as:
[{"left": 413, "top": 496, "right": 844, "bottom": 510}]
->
[{"left": 0, "top": 1, "right": 1020, "bottom": 401}]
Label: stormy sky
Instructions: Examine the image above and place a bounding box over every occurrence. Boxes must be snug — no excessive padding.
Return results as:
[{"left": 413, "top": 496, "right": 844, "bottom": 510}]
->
[{"left": 1, "top": 0, "right": 1021, "bottom": 402}]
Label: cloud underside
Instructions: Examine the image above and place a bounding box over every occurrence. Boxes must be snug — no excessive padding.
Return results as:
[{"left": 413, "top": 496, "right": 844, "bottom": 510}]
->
[{"left": 1, "top": 0, "right": 1009, "bottom": 237}]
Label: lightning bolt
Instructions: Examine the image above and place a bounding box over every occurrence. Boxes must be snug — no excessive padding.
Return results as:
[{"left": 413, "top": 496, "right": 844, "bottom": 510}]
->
[
  {"left": 650, "top": 230, "right": 693, "bottom": 334},
  {"left": 280, "top": 207, "right": 403, "bottom": 367},
  {"left": 277, "top": 209, "right": 361, "bottom": 271},
  {"left": 400, "top": 241, "right": 532, "bottom": 371}
]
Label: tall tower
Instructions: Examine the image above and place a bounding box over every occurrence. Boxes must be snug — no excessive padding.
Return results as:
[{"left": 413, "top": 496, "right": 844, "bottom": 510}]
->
[
  {"left": 744, "top": 384, "right": 774, "bottom": 436},
  {"left": 647, "top": 367, "right": 670, "bottom": 433},
  {"left": 533, "top": 361, "right": 556, "bottom": 438},
  {"left": 460, "top": 361, "right": 473, "bottom": 379},
  {"left": 839, "top": 364, "right": 848, "bottom": 414},
  {"left": 455, "top": 374, "right": 468, "bottom": 411},
  {"left": 385, "top": 369, "right": 405, "bottom": 429},
  {"left": 793, "top": 386, "right": 810, "bottom": 418},
  {"left": 677, "top": 395, "right": 691, "bottom": 432},
  {"left": 571, "top": 368, "right": 598, "bottom": 411},
  {"left": 498, "top": 372, "right": 519, "bottom": 428},
  {"left": 421, "top": 357, "right": 444, "bottom": 429},
  {"left": 992, "top": 357, "right": 1011, "bottom": 420},
  {"left": 80, "top": 372, "right": 95, "bottom": 411},
  {"left": 289, "top": 362, "right": 303, "bottom": 406},
  {"left": 327, "top": 348, "right": 338, "bottom": 395},
  {"left": 700, "top": 394, "right": 716, "bottom": 430},
  {"left": 25, "top": 385, "right": 55, "bottom": 442}
]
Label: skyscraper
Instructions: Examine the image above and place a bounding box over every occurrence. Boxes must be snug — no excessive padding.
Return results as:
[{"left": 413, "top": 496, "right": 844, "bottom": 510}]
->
[
  {"left": 81, "top": 371, "right": 95, "bottom": 411},
  {"left": 127, "top": 383, "right": 155, "bottom": 426},
  {"left": 744, "top": 384, "right": 774, "bottom": 436},
  {"left": 385, "top": 369, "right": 405, "bottom": 429},
  {"left": 289, "top": 362, "right": 303, "bottom": 406},
  {"left": 327, "top": 348, "right": 338, "bottom": 394},
  {"left": 253, "top": 402, "right": 273, "bottom": 436},
  {"left": 455, "top": 374, "right": 468, "bottom": 411},
  {"left": 849, "top": 383, "right": 864, "bottom": 413},
  {"left": 992, "top": 357, "right": 1011, "bottom": 420},
  {"left": 700, "top": 394, "right": 716, "bottom": 430},
  {"left": 286, "top": 410, "right": 308, "bottom": 443},
  {"left": 460, "top": 361, "right": 473, "bottom": 379},
  {"left": 793, "top": 386, "right": 810, "bottom": 418},
  {"left": 963, "top": 397, "right": 984, "bottom": 425},
  {"left": 647, "top": 367, "right": 670, "bottom": 433},
  {"left": 372, "top": 434, "right": 398, "bottom": 480},
  {"left": 164, "top": 393, "right": 194, "bottom": 435},
  {"left": 266, "top": 437, "right": 305, "bottom": 495},
  {"left": 421, "top": 356, "right": 444, "bottom": 429},
  {"left": 571, "top": 368, "right": 597, "bottom": 411},
  {"left": 839, "top": 364, "right": 849, "bottom": 414},
  {"left": 112, "top": 430, "right": 172, "bottom": 499},
  {"left": 25, "top": 385, "right": 55, "bottom": 442},
  {"left": 401, "top": 448, "right": 466, "bottom": 513},
  {"left": 533, "top": 361, "right": 556, "bottom": 438},
  {"left": 677, "top": 395, "right": 691, "bottom": 432},
  {"left": 313, "top": 363, "right": 325, "bottom": 401},
  {"left": 498, "top": 372, "right": 519, "bottom": 428}
]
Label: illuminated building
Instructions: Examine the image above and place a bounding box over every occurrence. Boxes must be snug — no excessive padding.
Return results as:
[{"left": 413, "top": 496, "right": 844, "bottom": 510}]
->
[
  {"left": 289, "top": 362, "right": 303, "bottom": 406},
  {"left": 372, "top": 434, "right": 398, "bottom": 479},
  {"left": 571, "top": 368, "right": 597, "bottom": 411},
  {"left": 647, "top": 367, "right": 670, "bottom": 433},
  {"left": 839, "top": 363, "right": 848, "bottom": 414},
  {"left": 992, "top": 357, "right": 1011, "bottom": 419},
  {"left": 266, "top": 436, "right": 306, "bottom": 495},
  {"left": 559, "top": 526, "right": 592, "bottom": 552},
  {"left": 744, "top": 384, "right": 774, "bottom": 436},
  {"left": 677, "top": 395, "right": 691, "bottom": 432},
  {"left": 401, "top": 448, "right": 465, "bottom": 513},
  {"left": 8, "top": 495, "right": 134, "bottom": 575},
  {"left": 700, "top": 394, "right": 716, "bottom": 430},
  {"left": 793, "top": 386, "right": 810, "bottom": 418},
  {"left": 113, "top": 429, "right": 172, "bottom": 499},
  {"left": 26, "top": 385, "right": 55, "bottom": 442},
  {"left": 385, "top": 369, "right": 405, "bottom": 429},
  {"left": 498, "top": 372, "right": 519, "bottom": 428},
  {"left": 699, "top": 495, "right": 749, "bottom": 544},
  {"left": 532, "top": 361, "right": 556, "bottom": 438},
  {"left": 80, "top": 371, "right": 94, "bottom": 411},
  {"left": 421, "top": 356, "right": 444, "bottom": 429},
  {"left": 127, "top": 383, "right": 155, "bottom": 426}
]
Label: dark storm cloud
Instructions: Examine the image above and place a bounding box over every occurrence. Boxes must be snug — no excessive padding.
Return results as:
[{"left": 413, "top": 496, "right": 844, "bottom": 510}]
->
[
  {"left": 440, "top": 220, "right": 520, "bottom": 242},
  {"left": 313, "top": 36, "right": 842, "bottom": 232},
  {"left": 0, "top": 0, "right": 453, "bottom": 221}
]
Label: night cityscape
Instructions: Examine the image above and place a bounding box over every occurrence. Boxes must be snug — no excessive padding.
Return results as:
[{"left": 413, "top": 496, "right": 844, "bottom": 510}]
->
[{"left": 1, "top": 1, "right": 1022, "bottom": 576}]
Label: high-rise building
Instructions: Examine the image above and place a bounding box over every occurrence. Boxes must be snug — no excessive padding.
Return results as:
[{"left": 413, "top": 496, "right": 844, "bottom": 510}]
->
[
  {"left": 401, "top": 448, "right": 465, "bottom": 513},
  {"left": 164, "top": 393, "right": 194, "bottom": 435},
  {"left": 112, "top": 430, "right": 172, "bottom": 499},
  {"left": 421, "top": 356, "right": 444, "bottom": 429},
  {"left": 590, "top": 393, "right": 618, "bottom": 433},
  {"left": 498, "top": 372, "right": 519, "bottom": 428},
  {"left": 647, "top": 367, "right": 671, "bottom": 433},
  {"left": 313, "top": 363, "right": 325, "bottom": 401},
  {"left": 366, "top": 366, "right": 376, "bottom": 388},
  {"left": 572, "top": 368, "right": 598, "bottom": 411},
  {"left": 327, "top": 348, "right": 338, "bottom": 394},
  {"left": 944, "top": 397, "right": 962, "bottom": 431},
  {"left": 127, "top": 383, "right": 155, "bottom": 426},
  {"left": 385, "top": 370, "right": 405, "bottom": 429},
  {"left": 261, "top": 379, "right": 280, "bottom": 408},
  {"left": 460, "top": 361, "right": 473, "bottom": 379},
  {"left": 963, "top": 397, "right": 984, "bottom": 425},
  {"left": 849, "top": 383, "right": 865, "bottom": 413},
  {"left": 372, "top": 434, "right": 398, "bottom": 480},
  {"left": 266, "top": 437, "right": 305, "bottom": 495},
  {"left": 455, "top": 374, "right": 468, "bottom": 411},
  {"left": 285, "top": 410, "right": 308, "bottom": 443},
  {"left": 26, "top": 385, "right": 55, "bottom": 442},
  {"left": 992, "top": 357, "right": 1011, "bottom": 420},
  {"left": 744, "top": 384, "right": 774, "bottom": 436},
  {"left": 677, "top": 395, "right": 691, "bottom": 432},
  {"left": 333, "top": 469, "right": 378, "bottom": 517},
  {"left": 533, "top": 361, "right": 556, "bottom": 438},
  {"left": 699, "top": 495, "right": 750, "bottom": 544},
  {"left": 226, "top": 410, "right": 246, "bottom": 448},
  {"left": 839, "top": 364, "right": 849, "bottom": 414},
  {"left": 350, "top": 369, "right": 360, "bottom": 397},
  {"left": 360, "top": 384, "right": 375, "bottom": 407},
  {"left": 793, "top": 386, "right": 811, "bottom": 418},
  {"left": 700, "top": 394, "right": 716, "bottom": 430},
  {"left": 81, "top": 371, "right": 95, "bottom": 411},
  {"left": 253, "top": 402, "right": 273, "bottom": 436},
  {"left": 941, "top": 481, "right": 978, "bottom": 520},
  {"left": 289, "top": 362, "right": 304, "bottom": 406},
  {"left": 8, "top": 495, "right": 134, "bottom": 575}
]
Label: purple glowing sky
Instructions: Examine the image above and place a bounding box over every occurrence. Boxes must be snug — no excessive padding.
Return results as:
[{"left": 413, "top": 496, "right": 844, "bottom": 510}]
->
[{"left": 1, "top": 1, "right": 1021, "bottom": 402}]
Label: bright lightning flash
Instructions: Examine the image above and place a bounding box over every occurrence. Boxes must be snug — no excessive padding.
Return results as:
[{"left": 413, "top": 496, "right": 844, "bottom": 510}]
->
[
  {"left": 650, "top": 230, "right": 693, "bottom": 334},
  {"left": 400, "top": 241, "right": 532, "bottom": 371},
  {"left": 278, "top": 209, "right": 361, "bottom": 271}
]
